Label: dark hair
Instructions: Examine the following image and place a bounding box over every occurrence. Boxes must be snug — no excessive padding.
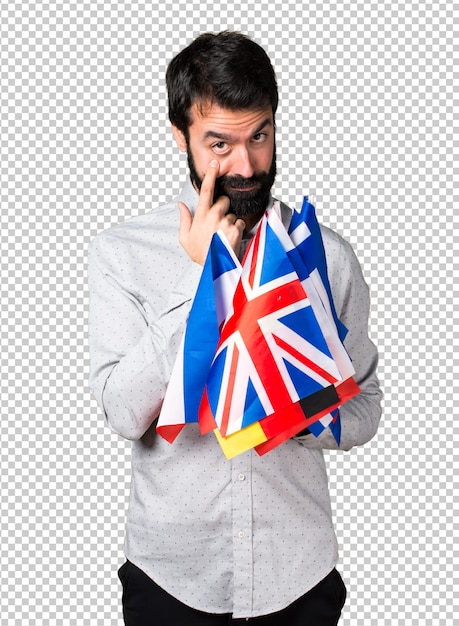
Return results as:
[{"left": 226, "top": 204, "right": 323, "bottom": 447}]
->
[{"left": 166, "top": 31, "right": 278, "bottom": 134}]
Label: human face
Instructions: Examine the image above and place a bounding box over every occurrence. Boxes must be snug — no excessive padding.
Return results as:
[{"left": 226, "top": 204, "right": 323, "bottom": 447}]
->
[{"left": 174, "top": 104, "right": 276, "bottom": 219}]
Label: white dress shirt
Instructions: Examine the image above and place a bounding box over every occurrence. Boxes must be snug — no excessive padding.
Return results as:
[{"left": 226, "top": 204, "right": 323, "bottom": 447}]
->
[{"left": 88, "top": 178, "right": 382, "bottom": 618}]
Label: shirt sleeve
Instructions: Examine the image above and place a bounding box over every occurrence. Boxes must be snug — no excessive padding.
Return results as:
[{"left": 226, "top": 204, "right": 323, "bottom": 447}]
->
[
  {"left": 88, "top": 235, "right": 202, "bottom": 441},
  {"left": 295, "top": 233, "right": 382, "bottom": 451}
]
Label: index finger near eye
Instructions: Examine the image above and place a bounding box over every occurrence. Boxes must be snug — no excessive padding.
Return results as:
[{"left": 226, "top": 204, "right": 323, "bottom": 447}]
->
[{"left": 197, "top": 160, "right": 220, "bottom": 211}]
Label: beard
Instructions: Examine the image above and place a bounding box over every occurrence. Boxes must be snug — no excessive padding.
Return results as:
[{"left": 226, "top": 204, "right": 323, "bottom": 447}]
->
[{"left": 187, "top": 141, "right": 277, "bottom": 220}]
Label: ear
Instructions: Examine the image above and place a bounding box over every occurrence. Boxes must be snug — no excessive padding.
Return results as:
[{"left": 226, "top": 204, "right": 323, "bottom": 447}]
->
[{"left": 171, "top": 125, "right": 188, "bottom": 153}]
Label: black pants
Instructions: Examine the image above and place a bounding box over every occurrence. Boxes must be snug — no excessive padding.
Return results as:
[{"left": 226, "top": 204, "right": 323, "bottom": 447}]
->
[{"left": 119, "top": 560, "right": 346, "bottom": 625}]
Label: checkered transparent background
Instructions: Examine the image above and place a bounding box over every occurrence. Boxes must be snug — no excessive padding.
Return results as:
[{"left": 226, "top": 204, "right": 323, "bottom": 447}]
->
[{"left": 1, "top": 1, "right": 457, "bottom": 624}]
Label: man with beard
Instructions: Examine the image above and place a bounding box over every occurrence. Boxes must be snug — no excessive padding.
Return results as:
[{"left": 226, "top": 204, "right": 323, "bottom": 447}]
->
[{"left": 88, "top": 31, "right": 382, "bottom": 626}]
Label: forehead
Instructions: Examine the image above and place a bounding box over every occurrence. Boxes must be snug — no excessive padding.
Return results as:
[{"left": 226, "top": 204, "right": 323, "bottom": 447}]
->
[{"left": 188, "top": 102, "right": 273, "bottom": 138}]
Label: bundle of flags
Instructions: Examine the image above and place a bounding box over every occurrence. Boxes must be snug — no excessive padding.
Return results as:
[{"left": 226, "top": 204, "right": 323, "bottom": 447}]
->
[{"left": 156, "top": 198, "right": 360, "bottom": 459}]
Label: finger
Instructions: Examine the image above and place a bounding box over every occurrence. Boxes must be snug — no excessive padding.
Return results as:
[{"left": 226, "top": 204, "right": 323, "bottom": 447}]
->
[
  {"left": 235, "top": 217, "right": 246, "bottom": 231},
  {"left": 212, "top": 193, "right": 231, "bottom": 215},
  {"left": 195, "top": 160, "right": 220, "bottom": 214},
  {"left": 221, "top": 217, "right": 245, "bottom": 257},
  {"left": 224, "top": 213, "right": 245, "bottom": 227},
  {"left": 178, "top": 201, "right": 192, "bottom": 239}
]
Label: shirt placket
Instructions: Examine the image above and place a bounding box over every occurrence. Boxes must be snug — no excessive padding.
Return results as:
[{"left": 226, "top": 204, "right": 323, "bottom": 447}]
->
[{"left": 231, "top": 451, "right": 254, "bottom": 616}]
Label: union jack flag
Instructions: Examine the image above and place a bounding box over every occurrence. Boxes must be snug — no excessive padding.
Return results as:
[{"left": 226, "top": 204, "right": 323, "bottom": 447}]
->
[{"left": 157, "top": 199, "right": 360, "bottom": 457}]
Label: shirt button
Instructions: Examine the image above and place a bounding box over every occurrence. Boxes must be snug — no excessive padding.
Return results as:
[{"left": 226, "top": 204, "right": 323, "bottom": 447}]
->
[
  {"left": 238, "top": 473, "right": 246, "bottom": 481},
  {"left": 238, "top": 530, "right": 245, "bottom": 538}
]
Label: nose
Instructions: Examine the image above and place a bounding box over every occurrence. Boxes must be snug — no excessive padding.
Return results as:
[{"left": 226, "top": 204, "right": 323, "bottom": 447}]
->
[{"left": 229, "top": 146, "right": 255, "bottom": 179}]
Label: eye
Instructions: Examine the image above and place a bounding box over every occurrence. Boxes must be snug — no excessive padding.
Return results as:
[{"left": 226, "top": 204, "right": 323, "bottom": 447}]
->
[
  {"left": 212, "top": 141, "right": 229, "bottom": 154},
  {"left": 252, "top": 132, "right": 267, "bottom": 143}
]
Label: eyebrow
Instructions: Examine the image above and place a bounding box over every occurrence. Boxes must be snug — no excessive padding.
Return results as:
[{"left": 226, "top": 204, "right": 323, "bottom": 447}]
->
[{"left": 203, "top": 117, "right": 272, "bottom": 142}]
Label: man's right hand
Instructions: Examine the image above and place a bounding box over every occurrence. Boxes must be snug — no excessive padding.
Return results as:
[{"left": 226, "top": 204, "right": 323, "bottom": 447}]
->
[{"left": 178, "top": 160, "right": 246, "bottom": 265}]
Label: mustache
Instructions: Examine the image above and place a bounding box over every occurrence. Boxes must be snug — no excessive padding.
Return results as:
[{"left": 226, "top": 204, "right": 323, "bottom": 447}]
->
[
  {"left": 214, "top": 173, "right": 273, "bottom": 203},
  {"left": 217, "top": 172, "right": 271, "bottom": 190}
]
